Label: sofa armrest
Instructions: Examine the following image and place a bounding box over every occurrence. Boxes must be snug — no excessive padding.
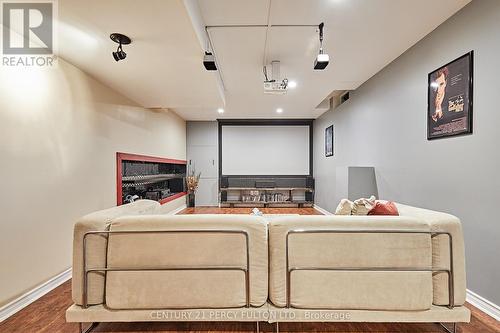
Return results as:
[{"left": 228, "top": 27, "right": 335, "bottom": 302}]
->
[
  {"left": 71, "top": 200, "right": 160, "bottom": 306},
  {"left": 396, "top": 203, "right": 466, "bottom": 306},
  {"left": 72, "top": 219, "right": 109, "bottom": 306}
]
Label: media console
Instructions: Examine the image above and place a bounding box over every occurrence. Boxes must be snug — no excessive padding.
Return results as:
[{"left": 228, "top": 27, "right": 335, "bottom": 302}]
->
[{"left": 220, "top": 176, "right": 314, "bottom": 208}]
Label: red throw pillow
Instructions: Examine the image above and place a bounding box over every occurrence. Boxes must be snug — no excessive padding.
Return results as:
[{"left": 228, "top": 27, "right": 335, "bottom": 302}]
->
[{"left": 368, "top": 201, "right": 399, "bottom": 216}]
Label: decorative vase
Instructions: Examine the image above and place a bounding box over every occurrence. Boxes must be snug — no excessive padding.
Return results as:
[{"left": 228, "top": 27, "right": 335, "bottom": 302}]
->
[{"left": 188, "top": 192, "right": 195, "bottom": 207}]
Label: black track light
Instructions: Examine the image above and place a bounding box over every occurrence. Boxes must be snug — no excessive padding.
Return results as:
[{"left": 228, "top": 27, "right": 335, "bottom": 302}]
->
[
  {"left": 110, "top": 33, "right": 131, "bottom": 62},
  {"left": 314, "top": 22, "right": 329, "bottom": 70},
  {"left": 203, "top": 51, "right": 217, "bottom": 70},
  {"left": 112, "top": 46, "right": 126, "bottom": 61}
]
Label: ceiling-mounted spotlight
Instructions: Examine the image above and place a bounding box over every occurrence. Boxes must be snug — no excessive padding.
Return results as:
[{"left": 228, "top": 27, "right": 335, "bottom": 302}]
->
[
  {"left": 110, "top": 33, "right": 131, "bottom": 62},
  {"left": 203, "top": 52, "right": 217, "bottom": 71},
  {"left": 314, "top": 22, "right": 329, "bottom": 70}
]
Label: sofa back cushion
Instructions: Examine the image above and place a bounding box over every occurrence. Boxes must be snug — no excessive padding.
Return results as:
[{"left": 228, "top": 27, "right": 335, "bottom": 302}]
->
[
  {"left": 268, "top": 215, "right": 433, "bottom": 310},
  {"left": 104, "top": 214, "right": 268, "bottom": 309}
]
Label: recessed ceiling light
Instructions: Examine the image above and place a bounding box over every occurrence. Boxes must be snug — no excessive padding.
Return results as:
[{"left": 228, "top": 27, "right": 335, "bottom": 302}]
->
[
  {"left": 288, "top": 81, "right": 297, "bottom": 88},
  {"left": 217, "top": 108, "right": 224, "bottom": 114},
  {"left": 276, "top": 108, "right": 283, "bottom": 113}
]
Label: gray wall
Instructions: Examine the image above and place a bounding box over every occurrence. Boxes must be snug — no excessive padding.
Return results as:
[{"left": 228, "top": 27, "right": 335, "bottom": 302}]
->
[{"left": 313, "top": 0, "right": 500, "bottom": 305}]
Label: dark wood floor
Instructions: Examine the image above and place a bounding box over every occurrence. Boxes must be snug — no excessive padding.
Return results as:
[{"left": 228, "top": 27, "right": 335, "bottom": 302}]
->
[
  {"left": 1, "top": 207, "right": 498, "bottom": 333},
  {"left": 178, "top": 207, "right": 323, "bottom": 215},
  {"left": 0, "top": 281, "right": 498, "bottom": 333}
]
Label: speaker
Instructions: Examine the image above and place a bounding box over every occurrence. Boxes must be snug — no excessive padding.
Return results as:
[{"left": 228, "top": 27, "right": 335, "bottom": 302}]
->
[
  {"left": 306, "top": 176, "right": 315, "bottom": 189},
  {"left": 220, "top": 191, "right": 227, "bottom": 202},
  {"left": 255, "top": 180, "right": 275, "bottom": 188},
  {"left": 305, "top": 191, "right": 314, "bottom": 202},
  {"left": 220, "top": 176, "right": 229, "bottom": 188}
]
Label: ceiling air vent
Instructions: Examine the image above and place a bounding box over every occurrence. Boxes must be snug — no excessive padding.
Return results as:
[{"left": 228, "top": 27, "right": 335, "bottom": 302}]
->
[{"left": 340, "top": 91, "right": 350, "bottom": 104}]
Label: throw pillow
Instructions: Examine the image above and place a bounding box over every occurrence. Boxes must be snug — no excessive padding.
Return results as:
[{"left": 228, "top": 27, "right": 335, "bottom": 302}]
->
[
  {"left": 334, "top": 199, "right": 353, "bottom": 215},
  {"left": 368, "top": 201, "right": 399, "bottom": 216},
  {"left": 351, "top": 195, "right": 377, "bottom": 215}
]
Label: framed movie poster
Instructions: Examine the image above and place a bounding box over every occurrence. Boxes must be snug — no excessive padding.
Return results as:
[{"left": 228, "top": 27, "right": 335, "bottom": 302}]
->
[
  {"left": 325, "top": 125, "right": 334, "bottom": 157},
  {"left": 427, "top": 51, "right": 473, "bottom": 140}
]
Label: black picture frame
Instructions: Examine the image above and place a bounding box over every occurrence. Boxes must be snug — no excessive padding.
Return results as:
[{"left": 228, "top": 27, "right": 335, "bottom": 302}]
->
[
  {"left": 427, "top": 51, "right": 473, "bottom": 140},
  {"left": 325, "top": 125, "right": 334, "bottom": 157}
]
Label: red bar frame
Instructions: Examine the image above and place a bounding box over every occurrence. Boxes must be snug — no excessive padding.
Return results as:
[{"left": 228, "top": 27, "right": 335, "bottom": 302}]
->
[{"left": 116, "top": 152, "right": 187, "bottom": 206}]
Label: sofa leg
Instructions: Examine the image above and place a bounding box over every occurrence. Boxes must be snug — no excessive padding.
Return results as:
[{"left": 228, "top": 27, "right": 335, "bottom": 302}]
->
[
  {"left": 439, "top": 322, "right": 457, "bottom": 333},
  {"left": 79, "top": 322, "right": 98, "bottom": 333}
]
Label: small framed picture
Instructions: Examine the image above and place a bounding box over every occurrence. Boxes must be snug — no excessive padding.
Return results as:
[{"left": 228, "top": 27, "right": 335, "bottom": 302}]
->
[
  {"left": 325, "top": 125, "right": 334, "bottom": 157},
  {"left": 427, "top": 51, "right": 473, "bottom": 140}
]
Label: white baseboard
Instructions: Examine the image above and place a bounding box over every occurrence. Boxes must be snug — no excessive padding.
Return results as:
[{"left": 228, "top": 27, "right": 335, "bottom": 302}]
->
[
  {"left": 467, "top": 289, "right": 500, "bottom": 321},
  {"left": 166, "top": 204, "right": 187, "bottom": 215},
  {"left": 313, "top": 204, "right": 333, "bottom": 215},
  {"left": 0, "top": 267, "right": 72, "bottom": 322}
]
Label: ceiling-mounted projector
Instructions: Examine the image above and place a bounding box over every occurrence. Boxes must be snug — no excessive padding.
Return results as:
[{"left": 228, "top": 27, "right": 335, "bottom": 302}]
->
[
  {"left": 263, "top": 79, "right": 288, "bottom": 94},
  {"left": 263, "top": 60, "right": 288, "bottom": 94}
]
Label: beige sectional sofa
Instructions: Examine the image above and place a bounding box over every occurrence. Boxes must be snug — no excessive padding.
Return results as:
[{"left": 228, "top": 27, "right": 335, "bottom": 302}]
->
[{"left": 66, "top": 200, "right": 470, "bottom": 333}]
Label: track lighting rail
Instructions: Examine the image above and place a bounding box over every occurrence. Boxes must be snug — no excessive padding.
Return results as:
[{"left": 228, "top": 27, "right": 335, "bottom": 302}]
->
[
  {"left": 206, "top": 24, "right": 318, "bottom": 29},
  {"left": 203, "top": 22, "right": 327, "bottom": 89}
]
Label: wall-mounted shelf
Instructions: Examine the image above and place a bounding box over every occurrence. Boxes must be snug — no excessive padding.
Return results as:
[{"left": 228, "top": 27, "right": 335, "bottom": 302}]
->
[
  {"left": 122, "top": 173, "right": 184, "bottom": 182},
  {"left": 117, "top": 152, "right": 187, "bottom": 206}
]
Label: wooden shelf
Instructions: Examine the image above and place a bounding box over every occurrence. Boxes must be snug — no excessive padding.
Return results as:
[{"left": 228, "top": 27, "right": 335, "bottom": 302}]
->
[
  {"left": 122, "top": 173, "right": 185, "bottom": 182},
  {"left": 159, "top": 192, "right": 187, "bottom": 204},
  {"left": 224, "top": 200, "right": 312, "bottom": 204},
  {"left": 221, "top": 187, "right": 313, "bottom": 191},
  {"left": 220, "top": 176, "right": 315, "bottom": 207},
  {"left": 122, "top": 173, "right": 185, "bottom": 187}
]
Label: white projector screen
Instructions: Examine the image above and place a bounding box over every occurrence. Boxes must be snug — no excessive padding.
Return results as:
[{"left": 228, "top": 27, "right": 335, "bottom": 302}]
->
[{"left": 221, "top": 125, "right": 310, "bottom": 175}]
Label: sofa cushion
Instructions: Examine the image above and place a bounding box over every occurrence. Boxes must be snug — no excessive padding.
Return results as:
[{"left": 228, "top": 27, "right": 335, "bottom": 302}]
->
[
  {"left": 290, "top": 271, "right": 432, "bottom": 310},
  {"left": 106, "top": 271, "right": 247, "bottom": 309},
  {"left": 352, "top": 196, "right": 377, "bottom": 215},
  {"left": 368, "top": 201, "right": 399, "bottom": 216},
  {"left": 334, "top": 199, "right": 353, "bottom": 215},
  {"left": 268, "top": 215, "right": 433, "bottom": 310},
  {"left": 104, "top": 214, "right": 268, "bottom": 309}
]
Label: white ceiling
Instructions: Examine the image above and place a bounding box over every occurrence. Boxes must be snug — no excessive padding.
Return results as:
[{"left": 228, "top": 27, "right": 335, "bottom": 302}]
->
[
  {"left": 56, "top": 0, "right": 470, "bottom": 120},
  {"left": 57, "top": 0, "right": 222, "bottom": 110}
]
